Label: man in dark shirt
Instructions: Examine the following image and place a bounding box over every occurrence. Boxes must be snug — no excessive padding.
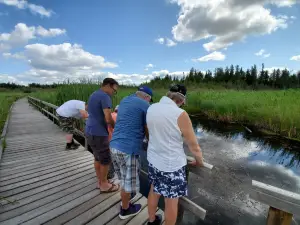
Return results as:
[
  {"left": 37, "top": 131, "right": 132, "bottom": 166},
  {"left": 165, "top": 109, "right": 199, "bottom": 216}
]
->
[{"left": 85, "top": 78, "right": 119, "bottom": 193}]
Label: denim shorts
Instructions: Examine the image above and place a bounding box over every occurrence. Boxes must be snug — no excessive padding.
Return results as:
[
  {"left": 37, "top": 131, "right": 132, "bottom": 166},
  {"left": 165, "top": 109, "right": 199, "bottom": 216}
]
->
[{"left": 148, "top": 163, "right": 188, "bottom": 198}]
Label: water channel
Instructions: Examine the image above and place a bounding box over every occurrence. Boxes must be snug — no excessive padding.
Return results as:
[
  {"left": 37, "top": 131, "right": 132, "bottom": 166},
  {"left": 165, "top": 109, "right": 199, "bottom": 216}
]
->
[{"left": 140, "top": 118, "right": 300, "bottom": 225}]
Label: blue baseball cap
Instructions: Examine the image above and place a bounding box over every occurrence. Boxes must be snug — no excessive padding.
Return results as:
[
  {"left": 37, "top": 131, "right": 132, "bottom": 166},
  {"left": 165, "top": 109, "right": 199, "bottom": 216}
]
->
[
  {"left": 138, "top": 86, "right": 153, "bottom": 101},
  {"left": 138, "top": 86, "right": 153, "bottom": 96}
]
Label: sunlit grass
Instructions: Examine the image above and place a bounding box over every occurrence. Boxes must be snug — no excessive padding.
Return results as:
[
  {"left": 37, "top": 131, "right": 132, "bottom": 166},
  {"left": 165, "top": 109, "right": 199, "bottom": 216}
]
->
[{"left": 31, "top": 84, "right": 300, "bottom": 140}]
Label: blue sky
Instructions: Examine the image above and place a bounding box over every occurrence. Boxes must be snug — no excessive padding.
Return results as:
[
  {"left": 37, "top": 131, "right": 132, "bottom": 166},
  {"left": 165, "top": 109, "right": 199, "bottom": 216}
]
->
[{"left": 0, "top": 0, "right": 300, "bottom": 84}]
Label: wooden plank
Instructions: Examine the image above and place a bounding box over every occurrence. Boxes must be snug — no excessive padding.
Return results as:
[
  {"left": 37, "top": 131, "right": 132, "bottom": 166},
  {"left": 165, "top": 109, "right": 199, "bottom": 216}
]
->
[
  {"left": 106, "top": 197, "right": 148, "bottom": 225},
  {"left": 21, "top": 190, "right": 100, "bottom": 225},
  {"left": 0, "top": 169, "right": 94, "bottom": 205},
  {"left": 266, "top": 207, "right": 293, "bottom": 225},
  {"left": 0, "top": 154, "right": 91, "bottom": 182},
  {"left": 86, "top": 193, "right": 143, "bottom": 225},
  {"left": 65, "top": 192, "right": 121, "bottom": 225},
  {"left": 0, "top": 173, "right": 96, "bottom": 213},
  {"left": 0, "top": 156, "right": 92, "bottom": 185},
  {"left": 0, "top": 165, "right": 94, "bottom": 197},
  {"left": 0, "top": 152, "right": 91, "bottom": 176},
  {"left": 0, "top": 101, "right": 14, "bottom": 160},
  {"left": 0, "top": 185, "right": 99, "bottom": 225},
  {"left": 0, "top": 177, "right": 97, "bottom": 221},
  {"left": 45, "top": 192, "right": 122, "bottom": 225},
  {"left": 0, "top": 151, "right": 87, "bottom": 170},
  {"left": 0, "top": 161, "right": 93, "bottom": 191},
  {"left": 251, "top": 180, "right": 300, "bottom": 216}
]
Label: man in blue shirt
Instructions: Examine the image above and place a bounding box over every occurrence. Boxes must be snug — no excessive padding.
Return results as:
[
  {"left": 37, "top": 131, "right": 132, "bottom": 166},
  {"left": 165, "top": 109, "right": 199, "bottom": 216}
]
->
[
  {"left": 110, "top": 86, "right": 153, "bottom": 219},
  {"left": 85, "top": 78, "right": 119, "bottom": 193}
]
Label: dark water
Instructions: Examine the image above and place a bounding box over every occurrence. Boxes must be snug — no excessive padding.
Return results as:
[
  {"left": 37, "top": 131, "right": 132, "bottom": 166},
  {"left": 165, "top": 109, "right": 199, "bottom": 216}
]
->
[{"left": 140, "top": 118, "right": 300, "bottom": 225}]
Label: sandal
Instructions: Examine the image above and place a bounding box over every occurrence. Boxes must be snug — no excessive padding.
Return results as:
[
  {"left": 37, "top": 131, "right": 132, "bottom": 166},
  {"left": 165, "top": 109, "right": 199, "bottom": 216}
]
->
[
  {"left": 100, "top": 183, "right": 120, "bottom": 193},
  {"left": 96, "top": 180, "right": 115, "bottom": 189}
]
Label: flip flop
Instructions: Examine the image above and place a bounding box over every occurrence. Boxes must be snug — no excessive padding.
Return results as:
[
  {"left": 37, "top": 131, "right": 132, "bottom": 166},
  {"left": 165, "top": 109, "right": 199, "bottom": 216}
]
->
[
  {"left": 96, "top": 180, "right": 115, "bottom": 189},
  {"left": 100, "top": 183, "right": 119, "bottom": 193}
]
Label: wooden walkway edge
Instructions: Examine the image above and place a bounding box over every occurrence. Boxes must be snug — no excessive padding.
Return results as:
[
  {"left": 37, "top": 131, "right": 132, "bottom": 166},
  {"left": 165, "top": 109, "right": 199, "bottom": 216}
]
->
[{"left": 0, "top": 98, "right": 159, "bottom": 225}]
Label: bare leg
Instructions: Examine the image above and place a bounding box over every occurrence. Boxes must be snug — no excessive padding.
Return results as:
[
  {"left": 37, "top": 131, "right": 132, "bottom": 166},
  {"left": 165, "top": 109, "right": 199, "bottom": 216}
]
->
[
  {"left": 121, "top": 190, "right": 131, "bottom": 209},
  {"left": 148, "top": 184, "right": 161, "bottom": 222},
  {"left": 164, "top": 198, "right": 179, "bottom": 225},
  {"left": 94, "top": 161, "right": 114, "bottom": 190},
  {"left": 66, "top": 134, "right": 73, "bottom": 143}
]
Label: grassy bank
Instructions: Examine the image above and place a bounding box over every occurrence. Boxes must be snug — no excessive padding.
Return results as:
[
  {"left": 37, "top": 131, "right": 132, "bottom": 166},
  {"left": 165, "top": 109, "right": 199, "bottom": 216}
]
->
[
  {"left": 31, "top": 84, "right": 300, "bottom": 141},
  {"left": 0, "top": 92, "right": 24, "bottom": 134}
]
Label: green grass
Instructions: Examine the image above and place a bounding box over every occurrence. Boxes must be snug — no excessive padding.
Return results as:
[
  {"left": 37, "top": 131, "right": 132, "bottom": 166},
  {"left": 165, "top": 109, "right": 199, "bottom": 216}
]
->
[
  {"left": 0, "top": 92, "right": 24, "bottom": 134},
  {"left": 31, "top": 84, "right": 300, "bottom": 141}
]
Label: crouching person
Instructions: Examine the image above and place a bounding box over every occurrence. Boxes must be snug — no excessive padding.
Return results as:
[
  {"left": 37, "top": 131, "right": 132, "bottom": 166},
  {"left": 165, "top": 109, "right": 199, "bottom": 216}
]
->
[
  {"left": 56, "top": 100, "right": 88, "bottom": 150},
  {"left": 146, "top": 84, "right": 204, "bottom": 225}
]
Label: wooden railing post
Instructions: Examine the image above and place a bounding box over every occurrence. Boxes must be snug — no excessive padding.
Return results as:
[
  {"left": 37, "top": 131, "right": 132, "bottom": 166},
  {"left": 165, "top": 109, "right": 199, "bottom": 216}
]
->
[{"left": 250, "top": 180, "right": 300, "bottom": 225}]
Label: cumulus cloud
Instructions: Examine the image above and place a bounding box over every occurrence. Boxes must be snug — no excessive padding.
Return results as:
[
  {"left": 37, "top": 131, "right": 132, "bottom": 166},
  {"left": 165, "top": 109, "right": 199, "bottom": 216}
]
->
[
  {"left": 2, "top": 52, "right": 25, "bottom": 60},
  {"left": 155, "top": 37, "right": 177, "bottom": 47},
  {"left": 0, "top": 0, "right": 53, "bottom": 17},
  {"left": 0, "top": 23, "right": 66, "bottom": 51},
  {"left": 193, "top": 51, "right": 226, "bottom": 62},
  {"left": 170, "top": 0, "right": 293, "bottom": 51},
  {"left": 145, "top": 63, "right": 154, "bottom": 71},
  {"left": 255, "top": 49, "right": 271, "bottom": 58},
  {"left": 290, "top": 55, "right": 300, "bottom": 61}
]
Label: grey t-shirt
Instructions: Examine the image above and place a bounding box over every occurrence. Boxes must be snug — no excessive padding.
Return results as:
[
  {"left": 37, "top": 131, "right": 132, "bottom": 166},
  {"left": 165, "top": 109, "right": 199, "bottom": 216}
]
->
[{"left": 85, "top": 89, "right": 112, "bottom": 136}]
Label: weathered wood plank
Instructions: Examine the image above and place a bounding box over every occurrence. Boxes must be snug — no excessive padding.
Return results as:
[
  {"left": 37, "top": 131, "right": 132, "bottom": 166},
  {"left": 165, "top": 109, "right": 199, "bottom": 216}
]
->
[
  {"left": 266, "top": 207, "right": 293, "bottom": 225},
  {"left": 45, "top": 192, "right": 122, "bottom": 225},
  {"left": 0, "top": 177, "right": 97, "bottom": 221},
  {"left": 251, "top": 180, "right": 300, "bottom": 216},
  {"left": 0, "top": 185, "right": 99, "bottom": 225},
  {"left": 86, "top": 193, "right": 143, "bottom": 225},
  {"left": 0, "top": 157, "right": 92, "bottom": 185},
  {"left": 0, "top": 173, "right": 96, "bottom": 213},
  {"left": 0, "top": 165, "right": 94, "bottom": 197},
  {"left": 0, "top": 169, "right": 94, "bottom": 205},
  {"left": 0, "top": 155, "right": 92, "bottom": 182}
]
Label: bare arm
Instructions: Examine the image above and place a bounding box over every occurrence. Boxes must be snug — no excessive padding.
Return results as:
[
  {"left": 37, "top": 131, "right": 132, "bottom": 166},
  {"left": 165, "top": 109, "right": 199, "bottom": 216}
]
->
[
  {"left": 103, "top": 108, "right": 115, "bottom": 128},
  {"left": 178, "top": 111, "right": 204, "bottom": 166},
  {"left": 144, "top": 125, "right": 149, "bottom": 141},
  {"left": 79, "top": 110, "right": 89, "bottom": 119}
]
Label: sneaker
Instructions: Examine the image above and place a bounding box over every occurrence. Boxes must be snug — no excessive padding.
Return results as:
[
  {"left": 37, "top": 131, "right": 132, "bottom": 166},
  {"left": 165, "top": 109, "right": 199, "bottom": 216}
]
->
[
  {"left": 119, "top": 203, "right": 142, "bottom": 220},
  {"left": 148, "top": 214, "right": 162, "bottom": 225},
  {"left": 65, "top": 144, "right": 79, "bottom": 150},
  {"left": 120, "top": 193, "right": 138, "bottom": 206},
  {"left": 71, "top": 142, "right": 81, "bottom": 148}
]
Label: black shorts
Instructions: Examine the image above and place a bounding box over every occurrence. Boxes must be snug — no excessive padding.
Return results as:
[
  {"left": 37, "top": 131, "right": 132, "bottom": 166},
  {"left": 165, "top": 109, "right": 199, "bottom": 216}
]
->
[{"left": 86, "top": 135, "right": 111, "bottom": 165}]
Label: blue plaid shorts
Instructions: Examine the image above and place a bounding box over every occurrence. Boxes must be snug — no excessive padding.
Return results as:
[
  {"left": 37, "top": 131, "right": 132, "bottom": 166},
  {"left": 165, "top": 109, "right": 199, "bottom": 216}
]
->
[
  {"left": 110, "top": 148, "right": 140, "bottom": 193},
  {"left": 148, "top": 163, "right": 188, "bottom": 198}
]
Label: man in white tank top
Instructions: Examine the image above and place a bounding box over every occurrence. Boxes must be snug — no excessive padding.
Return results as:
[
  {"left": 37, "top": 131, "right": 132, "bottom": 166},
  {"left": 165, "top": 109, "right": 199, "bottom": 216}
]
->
[{"left": 146, "top": 84, "right": 204, "bottom": 225}]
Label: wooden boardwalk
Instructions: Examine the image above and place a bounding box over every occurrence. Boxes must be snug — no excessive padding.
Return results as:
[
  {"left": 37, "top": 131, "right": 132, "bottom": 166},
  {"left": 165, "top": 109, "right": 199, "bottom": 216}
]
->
[{"left": 0, "top": 99, "right": 162, "bottom": 225}]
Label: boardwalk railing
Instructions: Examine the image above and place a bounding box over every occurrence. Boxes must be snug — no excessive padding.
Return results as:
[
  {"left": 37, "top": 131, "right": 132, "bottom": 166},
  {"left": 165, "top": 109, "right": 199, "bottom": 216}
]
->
[
  {"left": 0, "top": 103, "right": 14, "bottom": 161},
  {"left": 250, "top": 180, "right": 300, "bottom": 225},
  {"left": 28, "top": 96, "right": 213, "bottom": 221}
]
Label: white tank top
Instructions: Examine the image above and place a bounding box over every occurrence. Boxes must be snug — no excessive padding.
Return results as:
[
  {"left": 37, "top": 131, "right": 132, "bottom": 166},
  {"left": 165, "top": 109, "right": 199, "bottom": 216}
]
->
[{"left": 146, "top": 96, "right": 187, "bottom": 172}]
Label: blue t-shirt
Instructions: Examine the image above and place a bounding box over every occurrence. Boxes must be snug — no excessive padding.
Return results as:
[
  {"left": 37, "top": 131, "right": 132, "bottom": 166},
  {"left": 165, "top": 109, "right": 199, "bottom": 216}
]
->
[
  {"left": 85, "top": 89, "right": 112, "bottom": 136},
  {"left": 110, "top": 94, "right": 149, "bottom": 155}
]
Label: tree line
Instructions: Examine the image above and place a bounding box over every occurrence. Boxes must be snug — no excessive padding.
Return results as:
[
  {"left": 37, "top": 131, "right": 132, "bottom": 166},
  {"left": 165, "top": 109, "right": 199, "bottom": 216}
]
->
[
  {"left": 146, "top": 64, "right": 300, "bottom": 90},
  {"left": 0, "top": 83, "right": 58, "bottom": 90}
]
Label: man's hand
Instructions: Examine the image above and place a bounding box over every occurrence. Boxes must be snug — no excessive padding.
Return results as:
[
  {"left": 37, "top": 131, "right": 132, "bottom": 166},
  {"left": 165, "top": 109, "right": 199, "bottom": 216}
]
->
[{"left": 188, "top": 159, "right": 204, "bottom": 167}]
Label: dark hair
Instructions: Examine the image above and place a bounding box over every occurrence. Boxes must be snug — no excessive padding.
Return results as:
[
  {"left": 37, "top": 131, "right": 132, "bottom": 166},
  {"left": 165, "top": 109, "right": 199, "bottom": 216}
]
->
[{"left": 102, "top": 78, "right": 119, "bottom": 87}]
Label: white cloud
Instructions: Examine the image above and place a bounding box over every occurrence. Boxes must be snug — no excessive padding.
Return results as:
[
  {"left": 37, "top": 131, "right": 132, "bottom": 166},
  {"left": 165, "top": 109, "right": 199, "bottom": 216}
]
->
[
  {"left": 193, "top": 51, "right": 226, "bottom": 62},
  {"left": 255, "top": 49, "right": 266, "bottom": 56},
  {"left": 0, "top": 23, "right": 66, "bottom": 51},
  {"left": 155, "top": 37, "right": 165, "bottom": 44},
  {"left": 2, "top": 52, "right": 25, "bottom": 60},
  {"left": 144, "top": 63, "right": 154, "bottom": 71},
  {"left": 255, "top": 49, "right": 271, "bottom": 58},
  {"left": 170, "top": 0, "right": 293, "bottom": 52},
  {"left": 24, "top": 43, "right": 118, "bottom": 72},
  {"left": 155, "top": 37, "right": 177, "bottom": 47},
  {"left": 166, "top": 38, "right": 177, "bottom": 47},
  {"left": 36, "top": 26, "right": 66, "bottom": 37},
  {"left": 0, "top": 0, "right": 53, "bottom": 17},
  {"left": 290, "top": 55, "right": 300, "bottom": 61}
]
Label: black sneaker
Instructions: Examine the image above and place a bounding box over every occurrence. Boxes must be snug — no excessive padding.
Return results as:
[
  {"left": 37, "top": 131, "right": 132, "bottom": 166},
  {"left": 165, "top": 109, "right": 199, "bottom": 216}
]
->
[
  {"left": 119, "top": 203, "right": 142, "bottom": 220},
  {"left": 148, "top": 214, "right": 162, "bottom": 225},
  {"left": 120, "top": 193, "right": 138, "bottom": 206},
  {"left": 65, "top": 144, "right": 79, "bottom": 150},
  {"left": 71, "top": 142, "right": 81, "bottom": 148}
]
